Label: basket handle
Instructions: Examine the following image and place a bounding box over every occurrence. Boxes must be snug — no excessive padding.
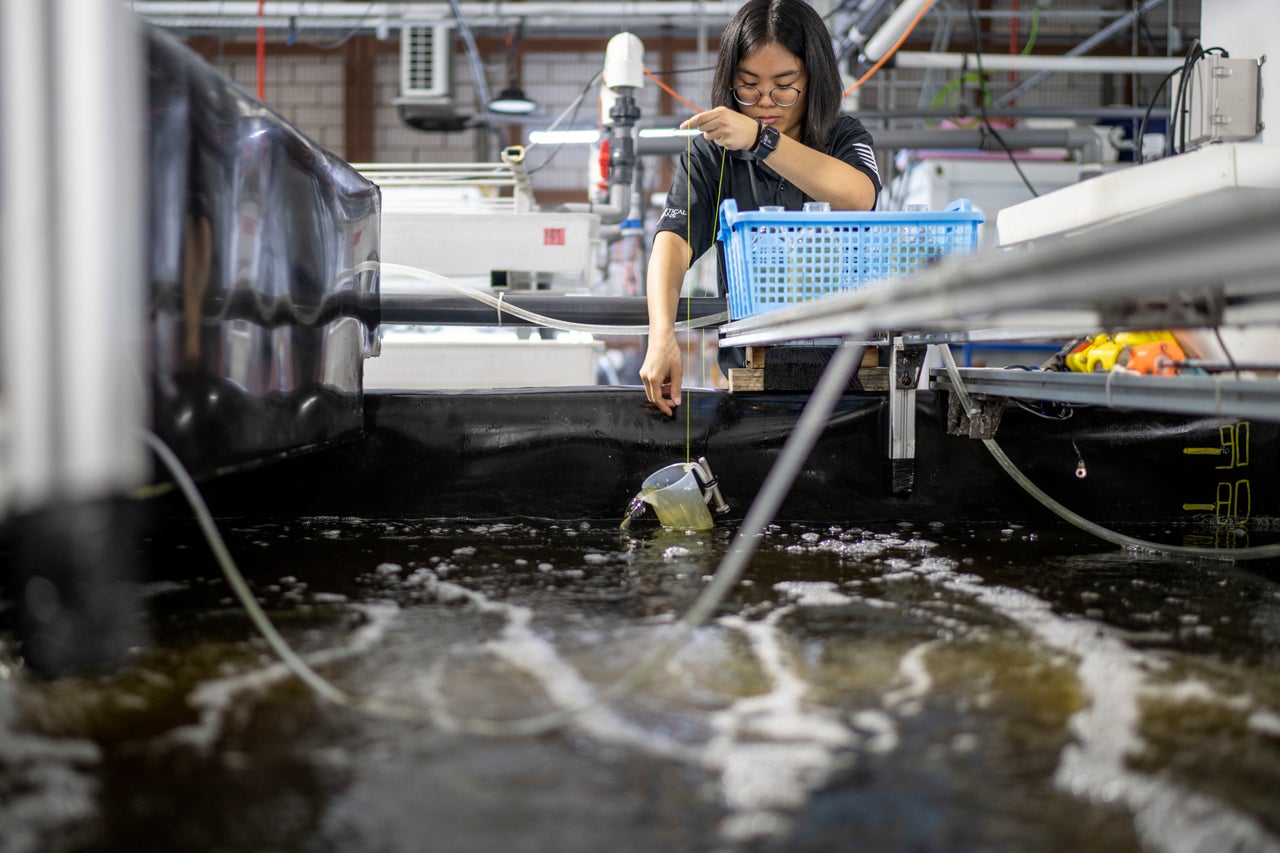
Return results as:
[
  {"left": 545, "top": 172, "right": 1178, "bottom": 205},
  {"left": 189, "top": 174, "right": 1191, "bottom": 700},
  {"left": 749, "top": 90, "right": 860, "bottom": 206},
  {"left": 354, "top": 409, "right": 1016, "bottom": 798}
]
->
[
  {"left": 717, "top": 198, "right": 740, "bottom": 241},
  {"left": 945, "top": 198, "right": 973, "bottom": 212}
]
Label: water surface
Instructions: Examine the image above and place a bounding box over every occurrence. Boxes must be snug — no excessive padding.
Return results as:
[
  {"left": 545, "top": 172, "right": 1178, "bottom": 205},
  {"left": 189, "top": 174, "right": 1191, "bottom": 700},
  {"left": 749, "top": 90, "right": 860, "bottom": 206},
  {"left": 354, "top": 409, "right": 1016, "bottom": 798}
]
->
[{"left": 3, "top": 518, "right": 1279, "bottom": 852}]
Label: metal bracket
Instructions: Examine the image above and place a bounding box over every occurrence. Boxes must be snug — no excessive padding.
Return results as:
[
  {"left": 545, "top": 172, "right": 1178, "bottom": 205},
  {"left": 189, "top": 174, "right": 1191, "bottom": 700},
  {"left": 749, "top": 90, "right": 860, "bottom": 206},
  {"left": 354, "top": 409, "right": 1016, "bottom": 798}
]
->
[
  {"left": 887, "top": 338, "right": 927, "bottom": 494},
  {"left": 892, "top": 342, "right": 928, "bottom": 390},
  {"left": 946, "top": 392, "right": 1006, "bottom": 439}
]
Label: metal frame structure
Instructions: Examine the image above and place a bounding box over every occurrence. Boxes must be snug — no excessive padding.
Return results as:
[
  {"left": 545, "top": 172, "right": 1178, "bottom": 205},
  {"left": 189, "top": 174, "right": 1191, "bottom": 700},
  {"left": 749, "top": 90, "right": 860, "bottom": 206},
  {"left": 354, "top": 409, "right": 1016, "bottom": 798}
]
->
[
  {"left": 354, "top": 158, "right": 537, "bottom": 213},
  {"left": 720, "top": 185, "right": 1280, "bottom": 424}
]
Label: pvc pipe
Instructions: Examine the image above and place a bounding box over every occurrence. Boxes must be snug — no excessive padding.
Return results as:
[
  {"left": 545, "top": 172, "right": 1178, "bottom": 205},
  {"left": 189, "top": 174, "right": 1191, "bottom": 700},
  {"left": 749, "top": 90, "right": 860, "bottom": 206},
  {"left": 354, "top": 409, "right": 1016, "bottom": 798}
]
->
[
  {"left": 892, "top": 51, "right": 1181, "bottom": 75},
  {"left": 603, "top": 32, "right": 645, "bottom": 91},
  {"left": 637, "top": 127, "right": 1104, "bottom": 156},
  {"left": 379, "top": 294, "right": 725, "bottom": 327},
  {"left": 133, "top": 2, "right": 739, "bottom": 27},
  {"left": 863, "top": 0, "right": 933, "bottom": 63}
]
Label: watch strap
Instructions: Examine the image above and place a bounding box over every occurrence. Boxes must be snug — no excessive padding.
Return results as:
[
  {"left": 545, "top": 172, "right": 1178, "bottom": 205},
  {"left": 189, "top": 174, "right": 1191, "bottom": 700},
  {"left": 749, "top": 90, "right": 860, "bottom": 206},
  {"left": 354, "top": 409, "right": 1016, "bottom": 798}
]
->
[{"left": 752, "top": 123, "right": 780, "bottom": 161}]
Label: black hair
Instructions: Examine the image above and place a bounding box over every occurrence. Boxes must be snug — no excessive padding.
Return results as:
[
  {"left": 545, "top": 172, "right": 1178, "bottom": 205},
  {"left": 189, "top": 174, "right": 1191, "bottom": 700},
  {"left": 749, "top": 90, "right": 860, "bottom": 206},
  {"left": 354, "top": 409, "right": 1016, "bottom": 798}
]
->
[{"left": 710, "top": 0, "right": 843, "bottom": 147}]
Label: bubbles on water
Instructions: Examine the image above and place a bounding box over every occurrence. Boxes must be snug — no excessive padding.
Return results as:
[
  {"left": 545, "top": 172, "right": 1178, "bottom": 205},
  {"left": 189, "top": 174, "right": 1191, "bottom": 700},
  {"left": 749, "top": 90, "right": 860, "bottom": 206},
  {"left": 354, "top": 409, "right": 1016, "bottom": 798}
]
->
[
  {"left": 11, "top": 517, "right": 1280, "bottom": 852},
  {"left": 774, "top": 581, "right": 854, "bottom": 607},
  {"left": 849, "top": 709, "right": 899, "bottom": 754},
  {"left": 1247, "top": 709, "right": 1280, "bottom": 738}
]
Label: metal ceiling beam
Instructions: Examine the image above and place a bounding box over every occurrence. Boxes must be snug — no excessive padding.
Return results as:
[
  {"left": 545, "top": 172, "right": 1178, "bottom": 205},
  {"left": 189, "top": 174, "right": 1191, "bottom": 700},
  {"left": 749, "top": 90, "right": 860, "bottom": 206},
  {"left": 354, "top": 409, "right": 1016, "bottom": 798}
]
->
[
  {"left": 931, "top": 368, "right": 1280, "bottom": 423},
  {"left": 891, "top": 52, "right": 1181, "bottom": 75},
  {"left": 990, "top": 0, "right": 1171, "bottom": 108},
  {"left": 131, "top": 2, "right": 740, "bottom": 33}
]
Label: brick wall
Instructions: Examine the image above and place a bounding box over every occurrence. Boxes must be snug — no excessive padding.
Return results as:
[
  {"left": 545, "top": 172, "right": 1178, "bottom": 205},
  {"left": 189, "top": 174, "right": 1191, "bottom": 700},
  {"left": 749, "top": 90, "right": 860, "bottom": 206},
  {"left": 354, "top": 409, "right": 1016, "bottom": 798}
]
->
[
  {"left": 212, "top": 53, "right": 346, "bottom": 154},
  {"left": 203, "top": 45, "right": 711, "bottom": 203}
]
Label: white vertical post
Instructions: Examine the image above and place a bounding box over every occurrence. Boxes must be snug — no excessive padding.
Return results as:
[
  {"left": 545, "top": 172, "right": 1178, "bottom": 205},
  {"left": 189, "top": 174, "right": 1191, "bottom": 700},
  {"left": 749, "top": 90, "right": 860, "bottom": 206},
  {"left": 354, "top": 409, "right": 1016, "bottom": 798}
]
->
[
  {"left": 0, "top": 0, "right": 147, "bottom": 516},
  {"left": 0, "top": 0, "right": 57, "bottom": 514},
  {"left": 54, "top": 0, "right": 148, "bottom": 499}
]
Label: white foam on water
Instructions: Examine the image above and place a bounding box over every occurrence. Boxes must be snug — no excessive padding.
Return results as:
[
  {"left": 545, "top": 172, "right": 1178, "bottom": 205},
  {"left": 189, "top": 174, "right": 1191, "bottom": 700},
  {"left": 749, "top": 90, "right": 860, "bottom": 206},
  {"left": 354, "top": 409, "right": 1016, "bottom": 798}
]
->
[
  {"left": 703, "top": 608, "right": 855, "bottom": 842},
  {"left": 922, "top": 569, "right": 1280, "bottom": 853},
  {"left": 1248, "top": 709, "right": 1280, "bottom": 739},
  {"left": 0, "top": 678, "right": 101, "bottom": 853},
  {"left": 167, "top": 601, "right": 400, "bottom": 753},
  {"left": 1141, "top": 678, "right": 1253, "bottom": 711},
  {"left": 409, "top": 571, "right": 685, "bottom": 757},
  {"left": 849, "top": 709, "right": 900, "bottom": 754},
  {"left": 883, "top": 641, "right": 936, "bottom": 718},
  {"left": 774, "top": 581, "right": 855, "bottom": 607},
  {"left": 139, "top": 580, "right": 190, "bottom": 598}
]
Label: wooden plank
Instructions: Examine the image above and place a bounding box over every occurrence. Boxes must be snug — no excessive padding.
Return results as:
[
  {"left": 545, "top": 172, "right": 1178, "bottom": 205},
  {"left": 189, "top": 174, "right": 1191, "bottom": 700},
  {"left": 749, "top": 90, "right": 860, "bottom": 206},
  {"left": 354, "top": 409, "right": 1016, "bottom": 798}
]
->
[{"left": 728, "top": 368, "right": 764, "bottom": 393}]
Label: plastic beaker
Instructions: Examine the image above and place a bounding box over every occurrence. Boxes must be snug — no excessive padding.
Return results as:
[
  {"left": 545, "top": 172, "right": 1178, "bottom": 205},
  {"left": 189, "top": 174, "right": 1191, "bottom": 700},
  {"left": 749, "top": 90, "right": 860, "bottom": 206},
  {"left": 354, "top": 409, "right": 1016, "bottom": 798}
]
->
[{"left": 638, "top": 462, "right": 715, "bottom": 531}]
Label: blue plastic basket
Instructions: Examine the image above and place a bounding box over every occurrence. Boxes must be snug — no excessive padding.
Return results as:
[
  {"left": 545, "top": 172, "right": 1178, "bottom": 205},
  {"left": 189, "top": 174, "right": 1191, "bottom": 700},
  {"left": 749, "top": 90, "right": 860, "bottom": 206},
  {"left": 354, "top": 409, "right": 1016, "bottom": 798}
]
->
[{"left": 718, "top": 198, "right": 984, "bottom": 320}]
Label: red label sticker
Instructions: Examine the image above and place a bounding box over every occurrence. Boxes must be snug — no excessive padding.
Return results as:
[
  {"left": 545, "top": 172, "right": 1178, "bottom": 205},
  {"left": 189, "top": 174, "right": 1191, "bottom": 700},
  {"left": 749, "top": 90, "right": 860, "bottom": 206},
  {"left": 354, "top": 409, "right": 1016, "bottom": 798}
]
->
[{"left": 543, "top": 227, "right": 566, "bottom": 246}]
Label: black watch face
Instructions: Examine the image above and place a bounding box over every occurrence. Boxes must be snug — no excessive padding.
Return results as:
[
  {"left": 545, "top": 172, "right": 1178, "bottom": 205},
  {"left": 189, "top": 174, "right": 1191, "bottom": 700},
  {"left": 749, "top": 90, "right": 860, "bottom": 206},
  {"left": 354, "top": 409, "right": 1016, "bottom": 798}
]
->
[{"left": 757, "top": 126, "right": 779, "bottom": 159}]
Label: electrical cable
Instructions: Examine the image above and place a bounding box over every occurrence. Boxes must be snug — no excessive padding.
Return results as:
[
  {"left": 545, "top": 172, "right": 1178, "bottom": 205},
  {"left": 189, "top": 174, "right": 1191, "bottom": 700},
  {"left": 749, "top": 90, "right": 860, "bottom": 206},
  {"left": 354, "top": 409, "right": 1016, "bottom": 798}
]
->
[
  {"left": 964, "top": 1, "right": 1038, "bottom": 198},
  {"left": 447, "top": 0, "right": 502, "bottom": 153},
  {"left": 353, "top": 261, "right": 727, "bottom": 335},
  {"left": 1213, "top": 326, "right": 1241, "bottom": 380},
  {"left": 936, "top": 344, "right": 1280, "bottom": 561},
  {"left": 843, "top": 0, "right": 934, "bottom": 96},
  {"left": 1170, "top": 42, "right": 1227, "bottom": 156},
  {"left": 644, "top": 68, "right": 703, "bottom": 112},
  {"left": 1135, "top": 63, "right": 1181, "bottom": 164},
  {"left": 929, "top": 5, "right": 1037, "bottom": 121},
  {"left": 1170, "top": 39, "right": 1201, "bottom": 156},
  {"left": 524, "top": 70, "right": 601, "bottom": 176}
]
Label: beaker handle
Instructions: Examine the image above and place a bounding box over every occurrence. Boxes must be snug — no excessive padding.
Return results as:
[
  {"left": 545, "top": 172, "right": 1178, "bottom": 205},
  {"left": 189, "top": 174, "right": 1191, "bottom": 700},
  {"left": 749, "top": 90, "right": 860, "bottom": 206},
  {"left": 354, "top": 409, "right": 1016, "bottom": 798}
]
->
[{"left": 695, "top": 457, "right": 730, "bottom": 514}]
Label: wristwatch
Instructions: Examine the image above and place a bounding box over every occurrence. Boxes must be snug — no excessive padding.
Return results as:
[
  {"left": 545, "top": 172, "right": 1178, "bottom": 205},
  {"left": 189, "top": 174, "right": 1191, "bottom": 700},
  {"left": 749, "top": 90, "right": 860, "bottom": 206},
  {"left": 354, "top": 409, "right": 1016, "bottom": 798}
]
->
[{"left": 752, "top": 121, "right": 780, "bottom": 161}]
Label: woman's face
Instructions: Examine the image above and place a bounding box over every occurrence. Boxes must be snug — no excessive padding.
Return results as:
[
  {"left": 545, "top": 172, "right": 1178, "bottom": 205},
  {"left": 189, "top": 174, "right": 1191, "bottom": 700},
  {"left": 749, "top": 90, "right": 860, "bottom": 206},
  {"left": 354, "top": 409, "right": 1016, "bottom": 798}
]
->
[{"left": 732, "top": 41, "right": 808, "bottom": 141}]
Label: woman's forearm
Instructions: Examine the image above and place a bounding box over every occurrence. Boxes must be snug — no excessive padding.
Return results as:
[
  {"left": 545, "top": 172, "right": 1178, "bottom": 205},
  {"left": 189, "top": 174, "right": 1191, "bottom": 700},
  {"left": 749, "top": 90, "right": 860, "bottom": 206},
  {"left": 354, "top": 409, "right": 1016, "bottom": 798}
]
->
[
  {"left": 646, "top": 231, "right": 693, "bottom": 333},
  {"left": 766, "top": 134, "right": 877, "bottom": 211}
]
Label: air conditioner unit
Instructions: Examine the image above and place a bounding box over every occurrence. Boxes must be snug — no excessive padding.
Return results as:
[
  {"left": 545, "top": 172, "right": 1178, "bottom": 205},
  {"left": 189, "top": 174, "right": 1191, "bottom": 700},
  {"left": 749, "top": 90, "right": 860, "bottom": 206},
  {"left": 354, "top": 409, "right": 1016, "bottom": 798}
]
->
[
  {"left": 400, "top": 23, "right": 453, "bottom": 98},
  {"left": 396, "top": 23, "right": 471, "bottom": 132}
]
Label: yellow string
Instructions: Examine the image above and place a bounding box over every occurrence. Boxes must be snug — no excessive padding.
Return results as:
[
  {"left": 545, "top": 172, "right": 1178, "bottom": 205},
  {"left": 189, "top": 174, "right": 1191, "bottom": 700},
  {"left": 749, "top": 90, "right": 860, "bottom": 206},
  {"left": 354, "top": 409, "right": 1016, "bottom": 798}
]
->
[
  {"left": 683, "top": 137, "right": 728, "bottom": 465},
  {"left": 685, "top": 134, "right": 693, "bottom": 463}
]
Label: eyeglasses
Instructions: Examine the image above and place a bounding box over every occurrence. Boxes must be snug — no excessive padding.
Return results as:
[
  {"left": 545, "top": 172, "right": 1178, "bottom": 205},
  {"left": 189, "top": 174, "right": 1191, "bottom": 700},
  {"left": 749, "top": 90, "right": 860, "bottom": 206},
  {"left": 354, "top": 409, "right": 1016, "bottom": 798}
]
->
[{"left": 731, "top": 84, "right": 804, "bottom": 108}]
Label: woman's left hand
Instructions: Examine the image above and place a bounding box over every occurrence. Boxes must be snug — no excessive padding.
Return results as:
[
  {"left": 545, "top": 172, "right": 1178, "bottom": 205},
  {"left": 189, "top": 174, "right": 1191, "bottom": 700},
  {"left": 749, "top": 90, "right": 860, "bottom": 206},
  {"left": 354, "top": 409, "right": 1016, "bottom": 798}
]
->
[{"left": 681, "top": 107, "right": 758, "bottom": 152}]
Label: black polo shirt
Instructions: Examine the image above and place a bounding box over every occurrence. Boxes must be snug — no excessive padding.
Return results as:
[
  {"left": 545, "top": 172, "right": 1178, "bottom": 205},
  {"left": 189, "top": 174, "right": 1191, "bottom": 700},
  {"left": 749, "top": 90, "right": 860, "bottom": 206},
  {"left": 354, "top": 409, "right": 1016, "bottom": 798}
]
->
[
  {"left": 653, "top": 114, "right": 882, "bottom": 371},
  {"left": 655, "top": 114, "right": 882, "bottom": 285}
]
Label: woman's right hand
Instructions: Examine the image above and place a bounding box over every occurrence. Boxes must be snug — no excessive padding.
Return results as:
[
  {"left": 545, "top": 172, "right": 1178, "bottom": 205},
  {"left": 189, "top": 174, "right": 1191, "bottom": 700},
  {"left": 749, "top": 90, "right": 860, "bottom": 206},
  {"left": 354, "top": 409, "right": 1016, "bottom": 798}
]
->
[{"left": 640, "top": 331, "right": 683, "bottom": 416}]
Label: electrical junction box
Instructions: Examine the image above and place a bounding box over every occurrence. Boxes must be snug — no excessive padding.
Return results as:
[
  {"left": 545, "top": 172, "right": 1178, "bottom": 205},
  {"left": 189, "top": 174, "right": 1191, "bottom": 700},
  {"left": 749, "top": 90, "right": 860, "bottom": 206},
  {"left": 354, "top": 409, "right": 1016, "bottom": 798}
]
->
[{"left": 1179, "top": 55, "right": 1262, "bottom": 148}]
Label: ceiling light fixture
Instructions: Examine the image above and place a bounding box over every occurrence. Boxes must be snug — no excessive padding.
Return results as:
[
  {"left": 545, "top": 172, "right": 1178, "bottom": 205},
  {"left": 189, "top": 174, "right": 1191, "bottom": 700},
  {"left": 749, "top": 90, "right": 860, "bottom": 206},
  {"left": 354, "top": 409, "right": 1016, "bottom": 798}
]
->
[
  {"left": 487, "top": 21, "right": 537, "bottom": 116},
  {"left": 488, "top": 87, "right": 538, "bottom": 115}
]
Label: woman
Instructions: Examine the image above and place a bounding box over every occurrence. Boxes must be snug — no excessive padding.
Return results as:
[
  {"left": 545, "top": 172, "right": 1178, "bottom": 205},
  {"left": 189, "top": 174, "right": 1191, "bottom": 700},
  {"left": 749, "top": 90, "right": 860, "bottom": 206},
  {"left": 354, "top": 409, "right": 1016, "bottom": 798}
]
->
[{"left": 640, "top": 0, "right": 882, "bottom": 416}]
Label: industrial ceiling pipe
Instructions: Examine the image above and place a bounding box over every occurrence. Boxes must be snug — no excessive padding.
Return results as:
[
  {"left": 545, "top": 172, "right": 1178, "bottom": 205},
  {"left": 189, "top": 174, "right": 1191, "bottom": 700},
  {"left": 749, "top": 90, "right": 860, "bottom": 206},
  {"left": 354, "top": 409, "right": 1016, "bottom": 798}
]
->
[
  {"left": 892, "top": 52, "right": 1181, "bottom": 75},
  {"left": 132, "top": 1, "right": 739, "bottom": 30}
]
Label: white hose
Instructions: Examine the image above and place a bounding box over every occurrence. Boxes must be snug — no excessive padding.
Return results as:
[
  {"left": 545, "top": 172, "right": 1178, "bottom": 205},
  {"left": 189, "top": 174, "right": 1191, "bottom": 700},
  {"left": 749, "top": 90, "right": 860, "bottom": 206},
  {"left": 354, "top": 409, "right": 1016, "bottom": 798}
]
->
[
  {"left": 143, "top": 332, "right": 857, "bottom": 735},
  {"left": 355, "top": 261, "right": 727, "bottom": 336},
  {"left": 935, "top": 345, "right": 1280, "bottom": 562}
]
